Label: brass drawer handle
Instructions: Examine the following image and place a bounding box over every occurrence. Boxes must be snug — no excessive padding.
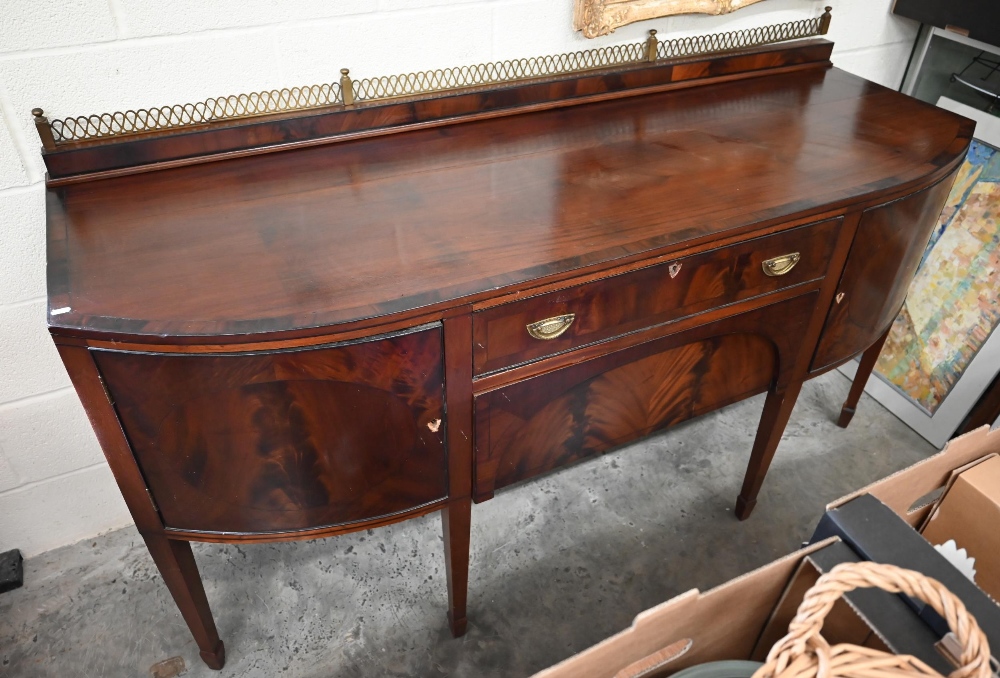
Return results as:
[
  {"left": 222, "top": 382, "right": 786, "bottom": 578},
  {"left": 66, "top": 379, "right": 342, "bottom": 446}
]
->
[
  {"left": 526, "top": 313, "right": 575, "bottom": 340},
  {"left": 762, "top": 252, "right": 801, "bottom": 277}
]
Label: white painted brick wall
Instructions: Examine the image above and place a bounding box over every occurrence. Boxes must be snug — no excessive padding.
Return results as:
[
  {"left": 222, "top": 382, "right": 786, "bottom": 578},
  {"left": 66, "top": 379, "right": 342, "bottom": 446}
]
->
[
  {"left": 0, "top": 0, "right": 117, "bottom": 54},
  {"left": 0, "top": 390, "right": 107, "bottom": 484},
  {"left": 113, "top": 0, "right": 376, "bottom": 37},
  {"left": 0, "top": 0, "right": 918, "bottom": 557},
  {"left": 0, "top": 301, "right": 72, "bottom": 403},
  {"left": 0, "top": 121, "right": 29, "bottom": 187}
]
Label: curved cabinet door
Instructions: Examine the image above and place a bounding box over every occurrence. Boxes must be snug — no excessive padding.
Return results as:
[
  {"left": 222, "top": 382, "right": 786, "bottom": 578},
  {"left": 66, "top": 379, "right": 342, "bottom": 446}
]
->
[
  {"left": 810, "top": 176, "right": 957, "bottom": 372},
  {"left": 93, "top": 325, "right": 446, "bottom": 534}
]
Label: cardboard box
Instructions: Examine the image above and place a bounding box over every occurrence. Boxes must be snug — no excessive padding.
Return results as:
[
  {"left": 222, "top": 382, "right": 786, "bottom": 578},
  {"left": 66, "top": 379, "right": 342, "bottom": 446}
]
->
[
  {"left": 814, "top": 427, "right": 1000, "bottom": 675},
  {"left": 828, "top": 425, "right": 1000, "bottom": 529},
  {"left": 921, "top": 455, "right": 1000, "bottom": 604},
  {"left": 533, "top": 538, "right": 935, "bottom": 678},
  {"left": 828, "top": 425, "right": 1000, "bottom": 602},
  {"left": 535, "top": 426, "right": 1000, "bottom": 678}
]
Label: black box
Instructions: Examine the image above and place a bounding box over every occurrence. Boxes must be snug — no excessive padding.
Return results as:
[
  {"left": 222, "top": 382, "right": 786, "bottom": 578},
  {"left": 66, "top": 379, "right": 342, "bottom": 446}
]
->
[
  {"left": 0, "top": 549, "right": 23, "bottom": 594},
  {"left": 811, "top": 493, "right": 1000, "bottom": 669}
]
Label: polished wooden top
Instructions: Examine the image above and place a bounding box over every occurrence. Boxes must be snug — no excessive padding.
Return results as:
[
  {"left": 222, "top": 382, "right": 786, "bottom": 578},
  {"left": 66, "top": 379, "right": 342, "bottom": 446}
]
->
[{"left": 46, "top": 66, "right": 972, "bottom": 341}]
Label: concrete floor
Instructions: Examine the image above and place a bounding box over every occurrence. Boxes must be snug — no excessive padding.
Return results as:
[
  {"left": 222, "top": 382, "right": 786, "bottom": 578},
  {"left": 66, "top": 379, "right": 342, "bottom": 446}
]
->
[{"left": 0, "top": 371, "right": 935, "bottom": 678}]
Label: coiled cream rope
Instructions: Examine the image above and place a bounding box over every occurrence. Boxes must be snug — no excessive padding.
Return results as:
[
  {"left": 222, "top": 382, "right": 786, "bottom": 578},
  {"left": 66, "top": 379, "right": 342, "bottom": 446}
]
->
[{"left": 753, "top": 562, "right": 992, "bottom": 678}]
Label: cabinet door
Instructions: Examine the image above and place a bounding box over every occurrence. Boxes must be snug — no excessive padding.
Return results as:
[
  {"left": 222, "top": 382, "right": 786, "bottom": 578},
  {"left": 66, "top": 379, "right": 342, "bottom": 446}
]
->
[
  {"left": 474, "top": 293, "right": 817, "bottom": 500},
  {"left": 93, "top": 325, "right": 446, "bottom": 534},
  {"left": 811, "top": 177, "right": 957, "bottom": 372}
]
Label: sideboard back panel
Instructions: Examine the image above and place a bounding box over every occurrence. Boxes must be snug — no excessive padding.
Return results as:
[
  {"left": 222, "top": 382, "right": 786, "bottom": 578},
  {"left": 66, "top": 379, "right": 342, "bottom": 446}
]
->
[
  {"left": 93, "top": 326, "right": 446, "bottom": 534},
  {"left": 810, "top": 178, "right": 956, "bottom": 372}
]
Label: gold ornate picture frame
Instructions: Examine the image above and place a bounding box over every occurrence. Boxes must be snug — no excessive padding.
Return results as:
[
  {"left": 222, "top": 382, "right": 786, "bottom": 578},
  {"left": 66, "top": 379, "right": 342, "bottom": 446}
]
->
[{"left": 575, "top": 0, "right": 769, "bottom": 38}]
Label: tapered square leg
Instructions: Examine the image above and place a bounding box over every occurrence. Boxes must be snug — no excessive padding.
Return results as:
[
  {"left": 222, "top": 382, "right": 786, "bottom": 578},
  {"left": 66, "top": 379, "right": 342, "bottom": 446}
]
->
[
  {"left": 736, "top": 381, "right": 804, "bottom": 520},
  {"left": 837, "top": 327, "right": 891, "bottom": 428},
  {"left": 142, "top": 534, "right": 225, "bottom": 670},
  {"left": 442, "top": 497, "right": 471, "bottom": 637}
]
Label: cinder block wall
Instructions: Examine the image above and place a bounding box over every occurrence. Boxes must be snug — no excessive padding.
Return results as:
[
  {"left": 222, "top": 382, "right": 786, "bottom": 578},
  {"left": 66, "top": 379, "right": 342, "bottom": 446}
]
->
[{"left": 0, "top": 0, "right": 917, "bottom": 557}]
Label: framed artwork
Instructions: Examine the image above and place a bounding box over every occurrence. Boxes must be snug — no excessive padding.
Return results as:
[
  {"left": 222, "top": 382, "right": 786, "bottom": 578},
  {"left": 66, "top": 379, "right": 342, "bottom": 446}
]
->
[
  {"left": 574, "top": 0, "right": 768, "bottom": 38},
  {"left": 838, "top": 97, "right": 1000, "bottom": 447}
]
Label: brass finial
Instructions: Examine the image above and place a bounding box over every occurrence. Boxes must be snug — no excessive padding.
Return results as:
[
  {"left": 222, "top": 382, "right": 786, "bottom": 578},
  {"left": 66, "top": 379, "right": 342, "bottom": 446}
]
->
[
  {"left": 646, "top": 29, "right": 659, "bottom": 62},
  {"left": 31, "top": 107, "right": 56, "bottom": 151},
  {"left": 340, "top": 68, "right": 355, "bottom": 106},
  {"left": 819, "top": 6, "right": 832, "bottom": 35}
]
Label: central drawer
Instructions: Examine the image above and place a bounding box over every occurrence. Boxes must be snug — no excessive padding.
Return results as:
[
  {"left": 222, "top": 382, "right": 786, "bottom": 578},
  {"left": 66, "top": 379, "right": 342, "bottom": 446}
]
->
[{"left": 472, "top": 217, "right": 841, "bottom": 375}]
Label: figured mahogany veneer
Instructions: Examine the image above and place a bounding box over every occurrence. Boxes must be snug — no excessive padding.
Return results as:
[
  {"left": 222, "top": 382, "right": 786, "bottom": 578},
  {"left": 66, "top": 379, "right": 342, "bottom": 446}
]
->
[
  {"left": 43, "top": 41, "right": 972, "bottom": 669},
  {"left": 92, "top": 325, "right": 446, "bottom": 534},
  {"left": 475, "top": 292, "right": 817, "bottom": 500}
]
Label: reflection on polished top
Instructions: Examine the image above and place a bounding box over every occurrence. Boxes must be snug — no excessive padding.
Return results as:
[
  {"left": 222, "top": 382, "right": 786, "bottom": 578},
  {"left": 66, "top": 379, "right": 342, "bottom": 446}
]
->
[{"left": 47, "top": 67, "right": 966, "bottom": 338}]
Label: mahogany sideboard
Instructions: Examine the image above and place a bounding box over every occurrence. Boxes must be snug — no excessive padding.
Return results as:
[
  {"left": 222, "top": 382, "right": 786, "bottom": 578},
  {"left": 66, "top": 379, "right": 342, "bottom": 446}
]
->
[{"left": 37, "top": 35, "right": 972, "bottom": 669}]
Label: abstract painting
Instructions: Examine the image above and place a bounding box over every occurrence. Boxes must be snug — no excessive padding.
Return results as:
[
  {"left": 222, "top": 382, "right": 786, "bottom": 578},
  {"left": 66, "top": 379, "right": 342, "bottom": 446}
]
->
[{"left": 873, "top": 139, "right": 1000, "bottom": 416}]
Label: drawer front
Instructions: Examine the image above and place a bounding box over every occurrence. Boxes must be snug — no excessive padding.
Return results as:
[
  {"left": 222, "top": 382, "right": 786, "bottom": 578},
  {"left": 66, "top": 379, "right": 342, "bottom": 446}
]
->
[
  {"left": 473, "top": 217, "right": 841, "bottom": 375},
  {"left": 474, "top": 292, "right": 818, "bottom": 500},
  {"left": 94, "top": 325, "right": 446, "bottom": 534}
]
